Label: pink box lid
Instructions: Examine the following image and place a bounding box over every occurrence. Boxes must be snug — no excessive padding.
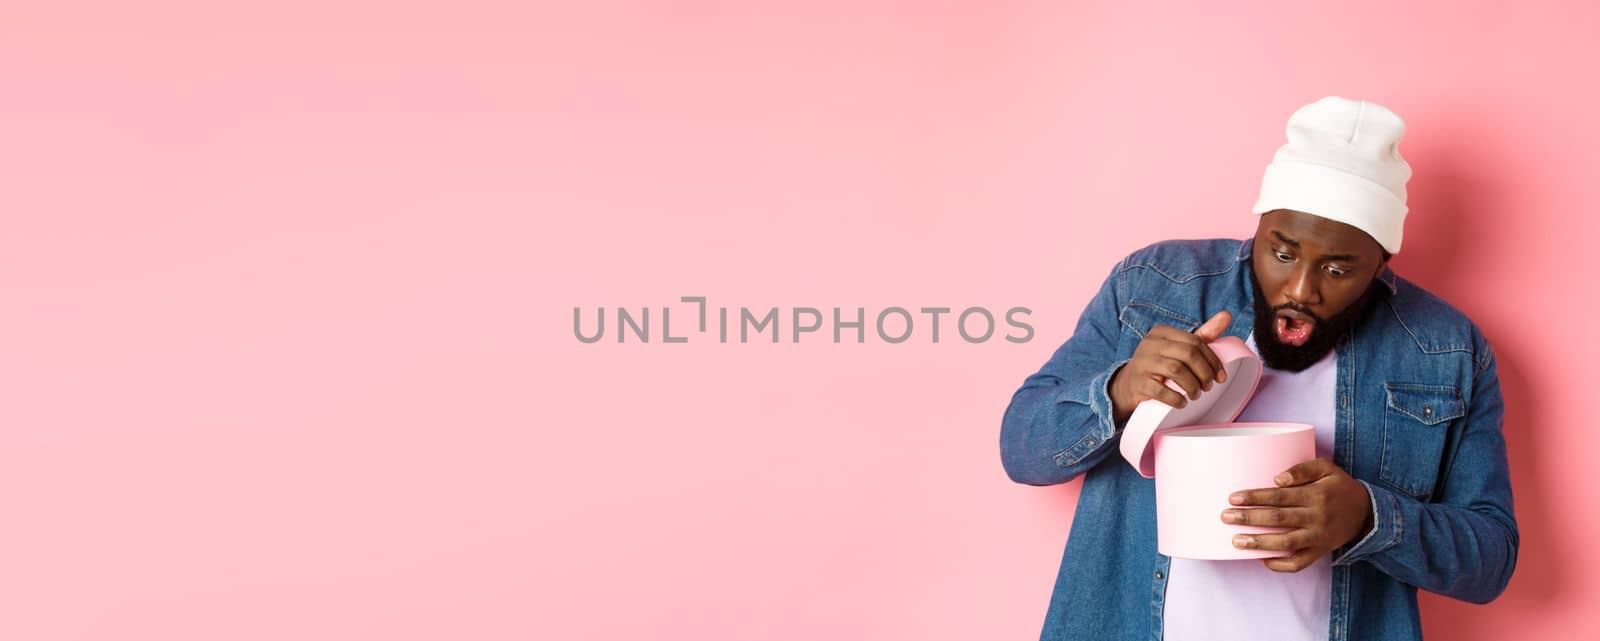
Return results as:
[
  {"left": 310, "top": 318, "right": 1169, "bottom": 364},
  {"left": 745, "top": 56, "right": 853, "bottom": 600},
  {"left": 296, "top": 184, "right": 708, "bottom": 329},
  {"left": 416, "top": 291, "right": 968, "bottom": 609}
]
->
[{"left": 1118, "top": 334, "right": 1264, "bottom": 478}]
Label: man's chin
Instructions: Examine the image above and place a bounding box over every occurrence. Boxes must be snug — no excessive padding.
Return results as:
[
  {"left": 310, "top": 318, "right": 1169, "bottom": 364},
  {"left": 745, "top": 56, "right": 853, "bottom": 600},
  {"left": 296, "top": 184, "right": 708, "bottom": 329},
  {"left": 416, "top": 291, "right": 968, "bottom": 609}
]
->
[{"left": 1254, "top": 332, "right": 1337, "bottom": 372}]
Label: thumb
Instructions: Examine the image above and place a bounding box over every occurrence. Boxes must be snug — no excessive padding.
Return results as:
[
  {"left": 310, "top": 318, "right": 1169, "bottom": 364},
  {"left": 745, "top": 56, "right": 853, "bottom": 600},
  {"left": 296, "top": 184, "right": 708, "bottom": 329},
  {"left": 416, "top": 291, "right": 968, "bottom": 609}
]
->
[{"left": 1193, "top": 310, "right": 1232, "bottom": 341}]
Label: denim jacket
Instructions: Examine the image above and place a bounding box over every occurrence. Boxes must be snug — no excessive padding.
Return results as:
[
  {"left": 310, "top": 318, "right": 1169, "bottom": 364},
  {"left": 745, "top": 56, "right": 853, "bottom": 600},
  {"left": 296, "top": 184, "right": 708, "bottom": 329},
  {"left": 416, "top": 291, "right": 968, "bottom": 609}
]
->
[{"left": 999, "top": 237, "right": 1517, "bottom": 641}]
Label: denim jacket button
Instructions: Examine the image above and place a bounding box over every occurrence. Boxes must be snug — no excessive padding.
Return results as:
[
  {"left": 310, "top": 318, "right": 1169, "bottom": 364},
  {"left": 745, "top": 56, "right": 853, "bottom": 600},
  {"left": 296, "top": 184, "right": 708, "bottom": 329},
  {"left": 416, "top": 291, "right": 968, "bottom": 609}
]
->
[{"left": 1155, "top": 571, "right": 1164, "bottom": 580}]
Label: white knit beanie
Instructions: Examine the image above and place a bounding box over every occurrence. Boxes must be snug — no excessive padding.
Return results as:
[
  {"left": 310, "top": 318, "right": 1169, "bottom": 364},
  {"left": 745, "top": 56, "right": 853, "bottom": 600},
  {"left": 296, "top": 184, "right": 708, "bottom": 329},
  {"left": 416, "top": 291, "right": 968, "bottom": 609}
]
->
[{"left": 1251, "top": 96, "right": 1412, "bottom": 255}]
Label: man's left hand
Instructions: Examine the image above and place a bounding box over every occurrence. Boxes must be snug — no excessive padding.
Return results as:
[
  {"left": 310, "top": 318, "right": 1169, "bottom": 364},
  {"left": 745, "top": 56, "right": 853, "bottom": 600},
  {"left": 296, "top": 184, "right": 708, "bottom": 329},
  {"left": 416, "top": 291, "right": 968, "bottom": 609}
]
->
[{"left": 1221, "top": 458, "right": 1374, "bottom": 572}]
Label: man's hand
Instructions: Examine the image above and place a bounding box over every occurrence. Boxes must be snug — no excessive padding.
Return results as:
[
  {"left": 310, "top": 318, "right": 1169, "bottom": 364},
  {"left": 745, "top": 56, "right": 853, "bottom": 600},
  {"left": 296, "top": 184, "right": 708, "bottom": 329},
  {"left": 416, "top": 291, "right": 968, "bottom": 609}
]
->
[
  {"left": 1221, "top": 458, "right": 1374, "bottom": 572},
  {"left": 1109, "top": 310, "right": 1232, "bottom": 426}
]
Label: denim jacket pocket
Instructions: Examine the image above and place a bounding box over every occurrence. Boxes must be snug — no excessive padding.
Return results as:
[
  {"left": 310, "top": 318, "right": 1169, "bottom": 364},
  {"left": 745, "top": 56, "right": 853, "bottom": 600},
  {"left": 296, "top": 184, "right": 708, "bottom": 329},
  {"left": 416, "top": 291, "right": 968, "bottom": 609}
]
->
[
  {"left": 1378, "top": 382, "right": 1466, "bottom": 500},
  {"left": 1117, "top": 299, "right": 1202, "bottom": 339}
]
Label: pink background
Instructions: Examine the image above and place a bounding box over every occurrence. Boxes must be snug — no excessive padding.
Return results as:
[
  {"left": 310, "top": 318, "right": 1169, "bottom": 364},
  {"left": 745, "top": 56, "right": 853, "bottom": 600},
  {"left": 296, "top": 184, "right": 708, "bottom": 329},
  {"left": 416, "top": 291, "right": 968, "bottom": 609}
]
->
[{"left": 4, "top": 1, "right": 1597, "bottom": 639}]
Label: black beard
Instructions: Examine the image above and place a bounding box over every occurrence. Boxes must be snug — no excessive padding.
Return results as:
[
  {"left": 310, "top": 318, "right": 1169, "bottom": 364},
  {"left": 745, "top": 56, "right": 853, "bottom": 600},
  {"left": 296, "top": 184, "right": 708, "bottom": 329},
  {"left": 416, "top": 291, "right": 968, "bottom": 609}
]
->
[{"left": 1248, "top": 267, "right": 1383, "bottom": 372}]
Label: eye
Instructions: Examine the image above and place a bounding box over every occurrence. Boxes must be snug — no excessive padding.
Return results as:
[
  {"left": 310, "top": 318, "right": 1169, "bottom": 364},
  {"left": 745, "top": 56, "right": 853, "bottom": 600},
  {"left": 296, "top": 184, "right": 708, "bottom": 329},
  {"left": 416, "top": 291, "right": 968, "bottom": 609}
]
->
[
  {"left": 1274, "top": 251, "right": 1294, "bottom": 263},
  {"left": 1324, "top": 264, "right": 1350, "bottom": 277}
]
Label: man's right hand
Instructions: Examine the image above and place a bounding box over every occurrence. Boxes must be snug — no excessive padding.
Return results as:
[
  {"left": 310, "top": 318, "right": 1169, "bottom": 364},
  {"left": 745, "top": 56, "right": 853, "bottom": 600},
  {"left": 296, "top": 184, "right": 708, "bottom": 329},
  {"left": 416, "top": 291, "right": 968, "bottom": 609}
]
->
[{"left": 1109, "top": 310, "right": 1233, "bottom": 427}]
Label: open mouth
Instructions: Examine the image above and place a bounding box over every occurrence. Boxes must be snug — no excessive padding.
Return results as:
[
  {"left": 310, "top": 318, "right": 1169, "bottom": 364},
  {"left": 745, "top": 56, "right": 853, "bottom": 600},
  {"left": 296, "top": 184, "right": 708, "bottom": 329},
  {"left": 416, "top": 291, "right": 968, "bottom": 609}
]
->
[{"left": 1275, "top": 313, "right": 1315, "bottom": 347}]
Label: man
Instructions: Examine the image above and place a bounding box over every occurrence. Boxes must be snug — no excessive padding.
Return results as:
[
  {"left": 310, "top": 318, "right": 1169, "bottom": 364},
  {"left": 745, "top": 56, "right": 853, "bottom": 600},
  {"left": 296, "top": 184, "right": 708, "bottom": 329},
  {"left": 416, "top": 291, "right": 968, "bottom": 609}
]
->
[{"left": 999, "top": 96, "right": 1517, "bottom": 641}]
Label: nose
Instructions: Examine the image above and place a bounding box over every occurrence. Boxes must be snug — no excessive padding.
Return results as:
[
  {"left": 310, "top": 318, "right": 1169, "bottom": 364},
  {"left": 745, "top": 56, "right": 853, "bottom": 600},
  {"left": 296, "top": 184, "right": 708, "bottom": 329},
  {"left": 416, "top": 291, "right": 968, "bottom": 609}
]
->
[{"left": 1283, "top": 265, "right": 1322, "bottom": 308}]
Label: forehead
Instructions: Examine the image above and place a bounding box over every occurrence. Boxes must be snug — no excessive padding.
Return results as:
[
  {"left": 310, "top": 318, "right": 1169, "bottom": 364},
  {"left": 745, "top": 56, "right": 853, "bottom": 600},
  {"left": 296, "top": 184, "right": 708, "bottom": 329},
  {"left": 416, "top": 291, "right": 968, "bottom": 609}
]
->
[{"left": 1257, "top": 210, "right": 1381, "bottom": 256}]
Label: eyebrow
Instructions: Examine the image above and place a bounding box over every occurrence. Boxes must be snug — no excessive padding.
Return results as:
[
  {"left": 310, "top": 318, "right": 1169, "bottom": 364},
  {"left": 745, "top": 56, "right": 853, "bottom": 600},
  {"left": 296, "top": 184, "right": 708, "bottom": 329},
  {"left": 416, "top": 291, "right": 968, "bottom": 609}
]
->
[{"left": 1271, "top": 231, "right": 1359, "bottom": 261}]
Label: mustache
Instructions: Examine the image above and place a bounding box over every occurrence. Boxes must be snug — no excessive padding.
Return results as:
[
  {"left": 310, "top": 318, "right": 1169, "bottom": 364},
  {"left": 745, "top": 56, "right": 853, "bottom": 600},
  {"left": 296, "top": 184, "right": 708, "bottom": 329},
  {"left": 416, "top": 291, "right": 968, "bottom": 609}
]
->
[{"left": 1272, "top": 302, "right": 1324, "bottom": 325}]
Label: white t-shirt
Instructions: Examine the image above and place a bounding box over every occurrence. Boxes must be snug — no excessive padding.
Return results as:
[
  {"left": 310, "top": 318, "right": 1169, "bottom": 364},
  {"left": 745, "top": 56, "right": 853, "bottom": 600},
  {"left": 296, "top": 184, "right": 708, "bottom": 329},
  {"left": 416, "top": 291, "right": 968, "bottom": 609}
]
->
[{"left": 1162, "top": 330, "right": 1338, "bottom": 641}]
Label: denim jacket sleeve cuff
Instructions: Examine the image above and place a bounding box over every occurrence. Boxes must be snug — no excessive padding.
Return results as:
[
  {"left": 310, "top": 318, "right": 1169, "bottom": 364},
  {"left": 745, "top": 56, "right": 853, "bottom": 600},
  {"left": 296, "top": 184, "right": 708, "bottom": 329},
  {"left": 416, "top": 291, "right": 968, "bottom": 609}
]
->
[
  {"left": 1332, "top": 479, "right": 1402, "bottom": 566},
  {"left": 1054, "top": 357, "right": 1132, "bottom": 439},
  {"left": 1041, "top": 357, "right": 1132, "bottom": 468}
]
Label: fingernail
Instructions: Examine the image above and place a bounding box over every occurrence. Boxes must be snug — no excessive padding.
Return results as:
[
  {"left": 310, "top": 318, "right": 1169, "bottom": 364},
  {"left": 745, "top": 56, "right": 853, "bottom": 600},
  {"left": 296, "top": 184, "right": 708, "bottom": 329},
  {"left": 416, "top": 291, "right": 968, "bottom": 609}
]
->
[
  {"left": 1222, "top": 510, "right": 1241, "bottom": 524},
  {"left": 1233, "top": 535, "right": 1254, "bottom": 549},
  {"left": 1275, "top": 473, "right": 1292, "bottom": 485},
  {"left": 1229, "top": 494, "right": 1244, "bottom": 505},
  {"left": 1218, "top": 370, "right": 1227, "bottom": 383}
]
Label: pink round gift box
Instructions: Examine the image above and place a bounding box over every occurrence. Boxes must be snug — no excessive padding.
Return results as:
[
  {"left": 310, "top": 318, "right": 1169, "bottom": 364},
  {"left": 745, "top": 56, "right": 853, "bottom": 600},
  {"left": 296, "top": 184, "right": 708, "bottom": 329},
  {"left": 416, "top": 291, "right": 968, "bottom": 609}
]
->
[{"left": 1118, "top": 334, "right": 1316, "bottom": 560}]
